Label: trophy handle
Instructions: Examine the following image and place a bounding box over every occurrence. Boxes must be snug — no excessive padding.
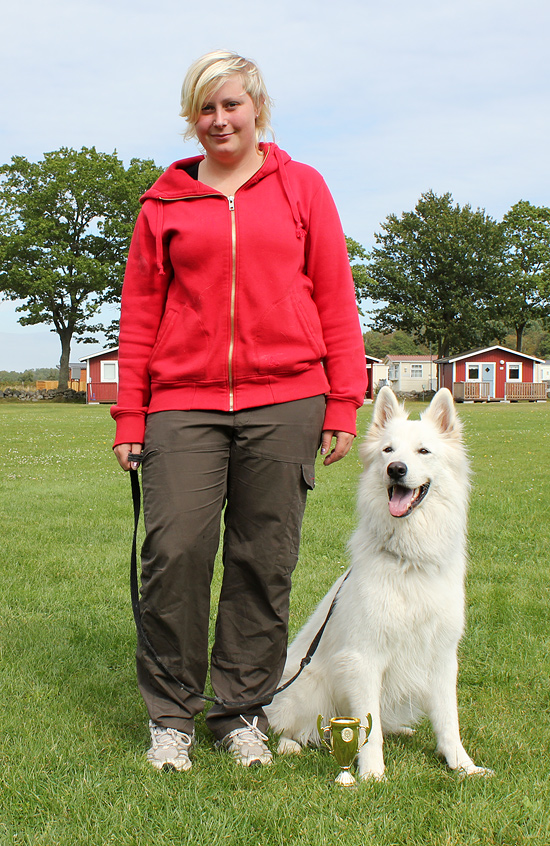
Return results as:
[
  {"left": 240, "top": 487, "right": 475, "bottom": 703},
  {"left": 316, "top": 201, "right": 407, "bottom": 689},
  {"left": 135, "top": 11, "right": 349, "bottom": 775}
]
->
[
  {"left": 317, "top": 715, "right": 332, "bottom": 750},
  {"left": 358, "top": 713, "right": 373, "bottom": 749}
]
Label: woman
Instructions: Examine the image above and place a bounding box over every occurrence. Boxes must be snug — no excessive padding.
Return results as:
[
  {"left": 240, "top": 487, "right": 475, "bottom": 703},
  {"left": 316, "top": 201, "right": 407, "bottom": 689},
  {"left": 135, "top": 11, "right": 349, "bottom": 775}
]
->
[{"left": 112, "top": 50, "right": 367, "bottom": 772}]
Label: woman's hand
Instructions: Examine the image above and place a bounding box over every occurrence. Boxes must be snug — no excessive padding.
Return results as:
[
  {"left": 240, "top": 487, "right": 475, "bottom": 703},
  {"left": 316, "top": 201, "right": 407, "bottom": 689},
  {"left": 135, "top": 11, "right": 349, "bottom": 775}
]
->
[
  {"left": 114, "top": 443, "right": 144, "bottom": 471},
  {"left": 320, "top": 431, "right": 355, "bottom": 466}
]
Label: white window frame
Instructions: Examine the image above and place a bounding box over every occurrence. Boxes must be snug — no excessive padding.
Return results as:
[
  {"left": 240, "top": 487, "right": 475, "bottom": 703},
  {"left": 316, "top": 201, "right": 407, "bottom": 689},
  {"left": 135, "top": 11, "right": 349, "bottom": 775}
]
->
[
  {"left": 506, "top": 362, "right": 522, "bottom": 381},
  {"left": 410, "top": 364, "right": 423, "bottom": 378},
  {"left": 388, "top": 364, "right": 399, "bottom": 380},
  {"left": 465, "top": 362, "right": 481, "bottom": 381},
  {"left": 101, "top": 360, "right": 119, "bottom": 383}
]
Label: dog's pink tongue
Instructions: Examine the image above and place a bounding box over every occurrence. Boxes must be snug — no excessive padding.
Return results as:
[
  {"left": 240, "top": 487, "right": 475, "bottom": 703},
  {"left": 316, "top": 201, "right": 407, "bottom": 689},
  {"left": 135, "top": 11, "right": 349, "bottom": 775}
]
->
[{"left": 389, "top": 486, "right": 414, "bottom": 517}]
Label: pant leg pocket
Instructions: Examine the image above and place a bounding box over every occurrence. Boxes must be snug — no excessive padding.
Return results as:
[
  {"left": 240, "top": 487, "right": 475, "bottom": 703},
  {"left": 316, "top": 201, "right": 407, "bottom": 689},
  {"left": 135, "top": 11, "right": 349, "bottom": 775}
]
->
[
  {"left": 301, "top": 463, "right": 315, "bottom": 490},
  {"left": 288, "top": 463, "right": 315, "bottom": 556}
]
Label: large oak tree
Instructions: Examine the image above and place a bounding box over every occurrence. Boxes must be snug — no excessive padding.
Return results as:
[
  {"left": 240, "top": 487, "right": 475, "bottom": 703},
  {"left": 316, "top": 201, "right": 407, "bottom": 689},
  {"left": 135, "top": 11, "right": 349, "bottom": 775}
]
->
[
  {"left": 0, "top": 147, "right": 163, "bottom": 388},
  {"left": 364, "top": 191, "right": 506, "bottom": 359}
]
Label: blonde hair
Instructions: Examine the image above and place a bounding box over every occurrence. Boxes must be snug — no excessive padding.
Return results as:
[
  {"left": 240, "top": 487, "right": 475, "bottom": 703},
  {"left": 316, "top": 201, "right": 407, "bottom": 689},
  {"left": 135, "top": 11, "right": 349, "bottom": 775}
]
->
[{"left": 180, "top": 50, "right": 273, "bottom": 143}]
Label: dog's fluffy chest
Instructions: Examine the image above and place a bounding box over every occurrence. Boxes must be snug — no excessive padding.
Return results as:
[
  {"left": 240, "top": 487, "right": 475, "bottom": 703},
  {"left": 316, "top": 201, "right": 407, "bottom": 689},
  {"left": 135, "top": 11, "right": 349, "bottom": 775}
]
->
[
  {"left": 342, "top": 561, "right": 464, "bottom": 648},
  {"left": 329, "top": 561, "right": 465, "bottom": 726}
]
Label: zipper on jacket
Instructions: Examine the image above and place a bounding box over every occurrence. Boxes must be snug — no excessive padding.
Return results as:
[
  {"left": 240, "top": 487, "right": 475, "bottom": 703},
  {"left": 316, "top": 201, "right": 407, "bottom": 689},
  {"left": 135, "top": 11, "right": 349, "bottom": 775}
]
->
[
  {"left": 228, "top": 195, "right": 236, "bottom": 412},
  {"left": 159, "top": 191, "right": 238, "bottom": 411}
]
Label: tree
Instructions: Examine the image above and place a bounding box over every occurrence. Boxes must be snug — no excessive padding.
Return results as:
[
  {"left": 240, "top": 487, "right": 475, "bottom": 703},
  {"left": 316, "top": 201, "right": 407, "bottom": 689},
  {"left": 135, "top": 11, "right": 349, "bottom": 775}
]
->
[
  {"left": 346, "top": 236, "right": 370, "bottom": 311},
  {"left": 0, "top": 147, "right": 163, "bottom": 388},
  {"left": 364, "top": 191, "right": 506, "bottom": 359},
  {"left": 500, "top": 201, "right": 550, "bottom": 351},
  {"left": 505, "top": 322, "right": 550, "bottom": 359},
  {"left": 363, "top": 329, "right": 429, "bottom": 358}
]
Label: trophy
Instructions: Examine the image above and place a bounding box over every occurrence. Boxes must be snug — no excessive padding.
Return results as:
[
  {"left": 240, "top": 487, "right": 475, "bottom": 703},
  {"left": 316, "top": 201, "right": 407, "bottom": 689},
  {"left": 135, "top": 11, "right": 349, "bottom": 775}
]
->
[{"left": 317, "top": 715, "right": 372, "bottom": 786}]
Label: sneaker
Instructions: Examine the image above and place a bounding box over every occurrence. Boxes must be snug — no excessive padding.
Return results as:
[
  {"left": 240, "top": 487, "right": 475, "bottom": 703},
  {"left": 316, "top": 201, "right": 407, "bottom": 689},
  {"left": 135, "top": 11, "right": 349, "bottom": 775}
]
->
[
  {"left": 146, "top": 720, "right": 194, "bottom": 772},
  {"left": 218, "top": 716, "right": 273, "bottom": 767}
]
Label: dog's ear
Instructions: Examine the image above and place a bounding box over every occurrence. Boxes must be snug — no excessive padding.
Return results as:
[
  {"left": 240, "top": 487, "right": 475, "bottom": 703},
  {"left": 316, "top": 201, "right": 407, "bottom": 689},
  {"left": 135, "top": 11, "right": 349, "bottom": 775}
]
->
[
  {"left": 371, "top": 386, "right": 402, "bottom": 431},
  {"left": 423, "top": 388, "right": 461, "bottom": 437}
]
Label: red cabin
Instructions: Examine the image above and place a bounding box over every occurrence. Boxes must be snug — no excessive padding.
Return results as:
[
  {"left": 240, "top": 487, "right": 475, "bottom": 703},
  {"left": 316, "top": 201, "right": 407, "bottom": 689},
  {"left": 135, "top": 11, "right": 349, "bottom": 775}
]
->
[
  {"left": 436, "top": 346, "right": 546, "bottom": 402},
  {"left": 80, "top": 347, "right": 119, "bottom": 404}
]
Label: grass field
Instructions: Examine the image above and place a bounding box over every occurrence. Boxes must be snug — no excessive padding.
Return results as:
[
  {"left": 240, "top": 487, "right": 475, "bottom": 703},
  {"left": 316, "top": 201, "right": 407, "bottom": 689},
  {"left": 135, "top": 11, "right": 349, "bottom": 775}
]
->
[{"left": 0, "top": 399, "right": 549, "bottom": 846}]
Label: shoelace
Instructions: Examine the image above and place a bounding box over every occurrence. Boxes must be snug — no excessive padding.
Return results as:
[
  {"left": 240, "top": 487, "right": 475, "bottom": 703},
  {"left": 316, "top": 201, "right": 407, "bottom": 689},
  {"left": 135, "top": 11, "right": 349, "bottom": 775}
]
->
[
  {"left": 152, "top": 726, "right": 192, "bottom": 749},
  {"left": 231, "top": 715, "right": 269, "bottom": 744}
]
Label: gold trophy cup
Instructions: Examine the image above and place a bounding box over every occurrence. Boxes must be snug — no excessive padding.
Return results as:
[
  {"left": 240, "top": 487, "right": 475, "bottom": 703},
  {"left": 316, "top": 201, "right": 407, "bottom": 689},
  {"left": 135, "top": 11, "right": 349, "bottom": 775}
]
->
[{"left": 317, "top": 715, "right": 372, "bottom": 786}]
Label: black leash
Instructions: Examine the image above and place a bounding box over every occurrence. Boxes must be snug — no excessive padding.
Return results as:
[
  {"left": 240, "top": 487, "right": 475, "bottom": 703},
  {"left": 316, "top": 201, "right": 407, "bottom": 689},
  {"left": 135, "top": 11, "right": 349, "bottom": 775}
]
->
[{"left": 128, "top": 461, "right": 349, "bottom": 709}]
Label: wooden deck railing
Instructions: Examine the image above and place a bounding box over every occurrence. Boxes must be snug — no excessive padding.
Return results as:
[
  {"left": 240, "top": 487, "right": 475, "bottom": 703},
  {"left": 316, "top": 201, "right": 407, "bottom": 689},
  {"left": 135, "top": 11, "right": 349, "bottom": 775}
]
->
[
  {"left": 453, "top": 381, "right": 547, "bottom": 401},
  {"left": 453, "top": 382, "right": 491, "bottom": 401},
  {"left": 505, "top": 382, "right": 547, "bottom": 400}
]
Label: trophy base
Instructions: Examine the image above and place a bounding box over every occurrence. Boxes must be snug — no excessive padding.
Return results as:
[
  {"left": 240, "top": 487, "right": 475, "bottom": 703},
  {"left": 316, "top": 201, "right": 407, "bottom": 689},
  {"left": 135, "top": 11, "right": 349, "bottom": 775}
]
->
[{"left": 335, "top": 769, "right": 357, "bottom": 787}]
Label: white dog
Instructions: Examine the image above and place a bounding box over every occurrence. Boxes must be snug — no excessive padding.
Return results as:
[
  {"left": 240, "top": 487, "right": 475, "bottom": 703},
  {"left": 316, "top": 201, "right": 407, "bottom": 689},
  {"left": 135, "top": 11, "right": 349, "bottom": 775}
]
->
[{"left": 266, "top": 387, "right": 492, "bottom": 780}]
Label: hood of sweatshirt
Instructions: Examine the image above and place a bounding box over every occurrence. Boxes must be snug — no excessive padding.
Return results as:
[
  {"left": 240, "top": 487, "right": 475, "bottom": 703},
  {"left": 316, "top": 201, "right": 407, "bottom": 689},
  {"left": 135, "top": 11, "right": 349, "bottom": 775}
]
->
[
  {"left": 141, "top": 142, "right": 290, "bottom": 200},
  {"left": 142, "top": 143, "right": 305, "bottom": 236},
  {"left": 140, "top": 143, "right": 305, "bottom": 275}
]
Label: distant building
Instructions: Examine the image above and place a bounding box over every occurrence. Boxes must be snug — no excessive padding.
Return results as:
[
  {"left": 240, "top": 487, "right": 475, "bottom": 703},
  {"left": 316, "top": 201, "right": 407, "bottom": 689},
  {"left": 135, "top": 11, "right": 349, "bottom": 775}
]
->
[
  {"left": 364, "top": 355, "right": 388, "bottom": 400},
  {"left": 80, "top": 347, "right": 119, "bottom": 403},
  {"left": 436, "top": 345, "right": 546, "bottom": 401},
  {"left": 69, "top": 363, "right": 87, "bottom": 390},
  {"left": 538, "top": 360, "right": 550, "bottom": 384},
  {"left": 384, "top": 354, "right": 437, "bottom": 394}
]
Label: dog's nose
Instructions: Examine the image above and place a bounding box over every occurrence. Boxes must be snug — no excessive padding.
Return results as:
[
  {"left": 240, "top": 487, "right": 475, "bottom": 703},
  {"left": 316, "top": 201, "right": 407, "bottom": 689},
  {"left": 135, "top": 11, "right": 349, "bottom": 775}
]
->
[{"left": 387, "top": 461, "right": 407, "bottom": 480}]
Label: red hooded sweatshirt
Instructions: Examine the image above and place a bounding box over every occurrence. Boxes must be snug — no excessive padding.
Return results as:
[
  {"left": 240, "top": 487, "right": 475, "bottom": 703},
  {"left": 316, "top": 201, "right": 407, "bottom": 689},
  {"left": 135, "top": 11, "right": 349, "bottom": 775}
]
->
[{"left": 111, "top": 143, "right": 366, "bottom": 446}]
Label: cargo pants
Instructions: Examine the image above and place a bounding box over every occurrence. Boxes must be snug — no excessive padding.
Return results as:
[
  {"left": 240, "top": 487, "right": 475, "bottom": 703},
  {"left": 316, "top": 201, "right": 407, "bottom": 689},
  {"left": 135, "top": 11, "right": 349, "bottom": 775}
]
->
[{"left": 136, "top": 395, "right": 326, "bottom": 740}]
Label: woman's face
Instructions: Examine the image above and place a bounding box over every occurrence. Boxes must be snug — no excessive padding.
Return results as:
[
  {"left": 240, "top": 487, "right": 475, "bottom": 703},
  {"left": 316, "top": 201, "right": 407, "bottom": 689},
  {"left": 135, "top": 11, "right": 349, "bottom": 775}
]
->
[{"left": 195, "top": 75, "right": 258, "bottom": 163}]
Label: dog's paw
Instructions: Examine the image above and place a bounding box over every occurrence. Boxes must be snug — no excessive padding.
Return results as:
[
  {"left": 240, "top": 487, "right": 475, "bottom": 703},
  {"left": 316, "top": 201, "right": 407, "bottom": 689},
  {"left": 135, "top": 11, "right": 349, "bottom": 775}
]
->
[
  {"left": 457, "top": 764, "right": 494, "bottom": 778},
  {"left": 359, "top": 769, "right": 387, "bottom": 783},
  {"left": 386, "top": 726, "right": 415, "bottom": 737},
  {"left": 357, "top": 746, "right": 385, "bottom": 781},
  {"left": 277, "top": 736, "right": 302, "bottom": 755}
]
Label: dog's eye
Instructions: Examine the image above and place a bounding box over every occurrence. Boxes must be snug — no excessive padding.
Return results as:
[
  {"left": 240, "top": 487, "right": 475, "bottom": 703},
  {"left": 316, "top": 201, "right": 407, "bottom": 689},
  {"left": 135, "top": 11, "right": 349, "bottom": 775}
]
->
[
  {"left": 418, "top": 447, "right": 431, "bottom": 455},
  {"left": 382, "top": 446, "right": 394, "bottom": 453}
]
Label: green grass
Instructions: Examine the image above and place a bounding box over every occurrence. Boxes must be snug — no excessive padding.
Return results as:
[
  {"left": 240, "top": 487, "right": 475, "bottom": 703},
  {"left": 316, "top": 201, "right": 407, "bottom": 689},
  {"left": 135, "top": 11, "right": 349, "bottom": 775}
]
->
[{"left": 0, "top": 399, "right": 549, "bottom": 845}]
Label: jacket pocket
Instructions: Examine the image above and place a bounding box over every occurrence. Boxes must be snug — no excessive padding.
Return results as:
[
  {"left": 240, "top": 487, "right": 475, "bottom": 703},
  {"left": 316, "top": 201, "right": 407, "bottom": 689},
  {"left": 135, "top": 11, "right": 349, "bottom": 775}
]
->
[
  {"left": 252, "top": 287, "right": 327, "bottom": 376},
  {"left": 148, "top": 304, "right": 209, "bottom": 382}
]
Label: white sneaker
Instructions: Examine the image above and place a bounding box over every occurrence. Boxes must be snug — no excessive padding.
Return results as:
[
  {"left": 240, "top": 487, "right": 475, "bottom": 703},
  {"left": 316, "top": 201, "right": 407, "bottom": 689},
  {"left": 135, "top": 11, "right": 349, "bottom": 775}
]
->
[
  {"left": 146, "top": 721, "right": 194, "bottom": 772},
  {"left": 218, "top": 716, "right": 273, "bottom": 767}
]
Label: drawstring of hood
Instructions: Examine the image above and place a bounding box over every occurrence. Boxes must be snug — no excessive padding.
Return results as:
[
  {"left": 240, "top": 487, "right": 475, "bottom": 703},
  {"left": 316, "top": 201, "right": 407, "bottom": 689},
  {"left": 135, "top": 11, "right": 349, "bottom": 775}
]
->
[
  {"left": 272, "top": 145, "right": 307, "bottom": 240},
  {"left": 155, "top": 203, "right": 166, "bottom": 276},
  {"left": 144, "top": 145, "right": 307, "bottom": 277}
]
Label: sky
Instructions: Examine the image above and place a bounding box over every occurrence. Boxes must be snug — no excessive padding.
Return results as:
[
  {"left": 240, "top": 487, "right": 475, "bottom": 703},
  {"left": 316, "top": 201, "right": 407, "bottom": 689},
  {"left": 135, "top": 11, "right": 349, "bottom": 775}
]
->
[{"left": 1, "top": 0, "right": 548, "bottom": 370}]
